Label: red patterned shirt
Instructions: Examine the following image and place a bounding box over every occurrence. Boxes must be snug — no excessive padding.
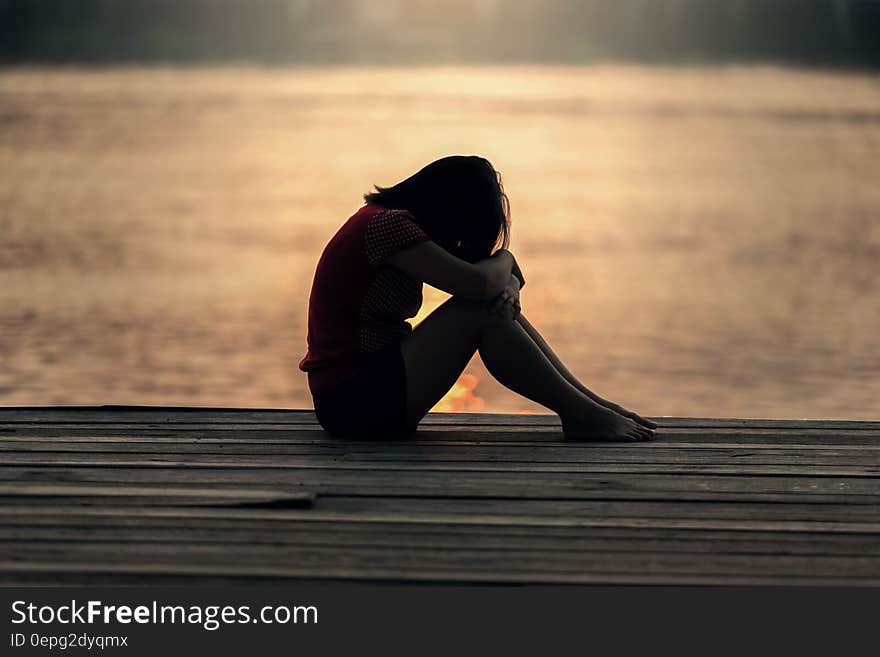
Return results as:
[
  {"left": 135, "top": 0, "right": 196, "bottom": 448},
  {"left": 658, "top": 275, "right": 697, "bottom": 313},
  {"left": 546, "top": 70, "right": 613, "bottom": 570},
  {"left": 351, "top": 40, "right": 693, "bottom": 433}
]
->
[{"left": 299, "top": 203, "right": 431, "bottom": 393}]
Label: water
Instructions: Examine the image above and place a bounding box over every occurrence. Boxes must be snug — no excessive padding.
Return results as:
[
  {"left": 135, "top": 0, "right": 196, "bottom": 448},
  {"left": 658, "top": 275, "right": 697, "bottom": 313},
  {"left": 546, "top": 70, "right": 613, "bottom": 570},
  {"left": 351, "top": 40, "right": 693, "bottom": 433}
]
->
[{"left": 1, "top": 65, "right": 878, "bottom": 419}]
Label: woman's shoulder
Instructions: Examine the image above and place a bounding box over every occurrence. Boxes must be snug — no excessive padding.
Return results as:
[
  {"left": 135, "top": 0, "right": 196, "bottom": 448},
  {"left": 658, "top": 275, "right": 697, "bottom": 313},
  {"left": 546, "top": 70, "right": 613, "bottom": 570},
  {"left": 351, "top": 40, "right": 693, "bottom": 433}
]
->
[
  {"left": 330, "top": 204, "right": 422, "bottom": 249},
  {"left": 362, "top": 204, "right": 424, "bottom": 237},
  {"left": 360, "top": 205, "right": 430, "bottom": 267},
  {"left": 361, "top": 203, "right": 416, "bottom": 222},
  {"left": 352, "top": 203, "right": 420, "bottom": 237}
]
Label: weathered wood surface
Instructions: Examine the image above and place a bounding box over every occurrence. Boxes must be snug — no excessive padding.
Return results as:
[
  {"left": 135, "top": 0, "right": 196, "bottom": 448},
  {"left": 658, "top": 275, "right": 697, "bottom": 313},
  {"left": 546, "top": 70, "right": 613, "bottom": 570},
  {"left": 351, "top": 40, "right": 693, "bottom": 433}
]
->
[{"left": 1, "top": 406, "right": 878, "bottom": 586}]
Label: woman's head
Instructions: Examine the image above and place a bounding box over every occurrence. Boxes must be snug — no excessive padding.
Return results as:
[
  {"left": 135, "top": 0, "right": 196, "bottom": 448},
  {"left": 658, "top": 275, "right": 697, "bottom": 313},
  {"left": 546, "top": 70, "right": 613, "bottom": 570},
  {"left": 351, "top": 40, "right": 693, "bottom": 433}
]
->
[{"left": 364, "top": 155, "right": 510, "bottom": 263}]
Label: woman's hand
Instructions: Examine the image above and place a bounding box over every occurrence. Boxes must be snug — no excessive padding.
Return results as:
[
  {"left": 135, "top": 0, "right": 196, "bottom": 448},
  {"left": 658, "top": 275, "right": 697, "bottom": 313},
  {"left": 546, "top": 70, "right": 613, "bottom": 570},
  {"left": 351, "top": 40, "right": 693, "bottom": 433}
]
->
[
  {"left": 488, "top": 274, "right": 521, "bottom": 319},
  {"left": 495, "top": 249, "right": 526, "bottom": 289}
]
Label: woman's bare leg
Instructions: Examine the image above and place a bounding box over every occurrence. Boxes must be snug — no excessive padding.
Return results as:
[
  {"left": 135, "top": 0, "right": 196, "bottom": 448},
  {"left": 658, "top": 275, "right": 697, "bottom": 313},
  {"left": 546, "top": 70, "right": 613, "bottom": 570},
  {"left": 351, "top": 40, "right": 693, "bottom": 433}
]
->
[
  {"left": 515, "top": 315, "right": 658, "bottom": 429},
  {"left": 400, "top": 297, "right": 653, "bottom": 441}
]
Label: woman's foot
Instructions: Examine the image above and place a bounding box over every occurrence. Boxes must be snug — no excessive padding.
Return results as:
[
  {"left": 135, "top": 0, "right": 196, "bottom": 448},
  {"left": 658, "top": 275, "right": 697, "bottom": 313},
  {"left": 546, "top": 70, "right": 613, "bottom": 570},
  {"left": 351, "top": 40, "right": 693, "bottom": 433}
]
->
[
  {"left": 603, "top": 403, "right": 659, "bottom": 430},
  {"left": 561, "top": 406, "right": 654, "bottom": 442}
]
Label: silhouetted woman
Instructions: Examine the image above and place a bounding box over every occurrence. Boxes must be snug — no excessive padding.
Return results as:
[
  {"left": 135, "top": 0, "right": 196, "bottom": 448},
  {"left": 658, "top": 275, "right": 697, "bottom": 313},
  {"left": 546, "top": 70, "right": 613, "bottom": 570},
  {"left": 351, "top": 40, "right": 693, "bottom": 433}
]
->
[{"left": 300, "top": 155, "right": 656, "bottom": 440}]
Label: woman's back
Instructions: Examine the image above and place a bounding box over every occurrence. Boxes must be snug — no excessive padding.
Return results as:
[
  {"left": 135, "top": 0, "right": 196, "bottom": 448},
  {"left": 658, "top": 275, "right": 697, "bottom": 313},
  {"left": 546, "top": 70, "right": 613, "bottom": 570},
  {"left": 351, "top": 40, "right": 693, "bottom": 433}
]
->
[{"left": 298, "top": 203, "right": 430, "bottom": 393}]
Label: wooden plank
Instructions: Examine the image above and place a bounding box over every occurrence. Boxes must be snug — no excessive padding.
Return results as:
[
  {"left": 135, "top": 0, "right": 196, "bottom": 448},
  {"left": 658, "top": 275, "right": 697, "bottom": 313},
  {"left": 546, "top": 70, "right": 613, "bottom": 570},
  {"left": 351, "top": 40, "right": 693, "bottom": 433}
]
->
[
  {"left": 1, "top": 524, "right": 877, "bottom": 558},
  {"left": 4, "top": 421, "right": 880, "bottom": 437},
  {"left": 1, "top": 543, "right": 878, "bottom": 584},
  {"left": 0, "top": 498, "right": 880, "bottom": 534},
  {"left": 2, "top": 453, "right": 878, "bottom": 477},
  {"left": 4, "top": 458, "right": 879, "bottom": 488},
  {"left": 3, "top": 426, "right": 880, "bottom": 447},
  {"left": 2, "top": 442, "right": 878, "bottom": 468},
  {"left": 0, "top": 465, "right": 878, "bottom": 503},
  {"left": 3, "top": 499, "right": 880, "bottom": 529},
  {"left": 2, "top": 408, "right": 878, "bottom": 430},
  {"left": 317, "top": 495, "right": 880, "bottom": 526},
  {"left": 3, "top": 433, "right": 880, "bottom": 454},
  {"left": 2, "top": 565, "right": 876, "bottom": 587},
  {"left": 0, "top": 484, "right": 313, "bottom": 508},
  {"left": 0, "top": 407, "right": 316, "bottom": 424},
  {"left": 2, "top": 538, "right": 878, "bottom": 578},
  {"left": 2, "top": 498, "right": 879, "bottom": 537},
  {"left": 429, "top": 415, "right": 880, "bottom": 431},
  {"left": 5, "top": 428, "right": 880, "bottom": 441}
]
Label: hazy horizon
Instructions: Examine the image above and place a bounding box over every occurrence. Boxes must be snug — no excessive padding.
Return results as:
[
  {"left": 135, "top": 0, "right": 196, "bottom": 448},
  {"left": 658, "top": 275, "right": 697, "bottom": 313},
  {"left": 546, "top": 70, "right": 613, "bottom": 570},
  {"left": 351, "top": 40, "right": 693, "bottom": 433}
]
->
[{"left": 3, "top": 0, "right": 880, "bottom": 69}]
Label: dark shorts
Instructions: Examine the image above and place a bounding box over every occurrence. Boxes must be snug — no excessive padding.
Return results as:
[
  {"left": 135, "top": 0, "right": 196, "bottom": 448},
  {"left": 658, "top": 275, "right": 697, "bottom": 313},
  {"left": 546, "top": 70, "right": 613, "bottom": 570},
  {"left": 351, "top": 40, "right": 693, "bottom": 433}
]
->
[{"left": 312, "top": 344, "right": 413, "bottom": 438}]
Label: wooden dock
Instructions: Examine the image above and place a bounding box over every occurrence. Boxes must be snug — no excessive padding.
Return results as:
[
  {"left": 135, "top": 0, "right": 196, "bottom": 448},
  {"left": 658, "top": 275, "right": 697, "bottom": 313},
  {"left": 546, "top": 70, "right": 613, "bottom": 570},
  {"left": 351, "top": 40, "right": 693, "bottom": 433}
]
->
[{"left": 0, "top": 406, "right": 878, "bottom": 586}]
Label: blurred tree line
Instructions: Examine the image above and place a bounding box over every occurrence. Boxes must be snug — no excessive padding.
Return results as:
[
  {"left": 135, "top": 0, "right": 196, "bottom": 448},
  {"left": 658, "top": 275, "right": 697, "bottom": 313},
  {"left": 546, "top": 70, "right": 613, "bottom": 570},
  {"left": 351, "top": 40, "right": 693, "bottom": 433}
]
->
[{"left": 1, "top": 0, "right": 878, "bottom": 67}]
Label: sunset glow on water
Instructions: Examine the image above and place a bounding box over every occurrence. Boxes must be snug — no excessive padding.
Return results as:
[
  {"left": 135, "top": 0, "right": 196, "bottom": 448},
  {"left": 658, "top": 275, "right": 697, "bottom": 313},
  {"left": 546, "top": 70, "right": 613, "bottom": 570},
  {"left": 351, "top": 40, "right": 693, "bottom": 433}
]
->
[{"left": 1, "top": 66, "right": 879, "bottom": 418}]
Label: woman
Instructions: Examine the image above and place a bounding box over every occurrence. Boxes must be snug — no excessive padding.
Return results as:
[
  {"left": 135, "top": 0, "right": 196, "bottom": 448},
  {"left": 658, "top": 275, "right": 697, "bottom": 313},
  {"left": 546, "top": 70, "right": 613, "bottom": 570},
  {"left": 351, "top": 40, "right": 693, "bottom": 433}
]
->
[{"left": 299, "top": 155, "right": 656, "bottom": 440}]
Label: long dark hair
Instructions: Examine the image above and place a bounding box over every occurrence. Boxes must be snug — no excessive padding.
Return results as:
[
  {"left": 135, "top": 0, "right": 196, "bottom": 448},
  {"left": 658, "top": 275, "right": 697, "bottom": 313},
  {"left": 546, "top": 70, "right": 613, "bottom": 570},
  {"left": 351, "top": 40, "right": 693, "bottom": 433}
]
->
[{"left": 364, "top": 155, "right": 510, "bottom": 263}]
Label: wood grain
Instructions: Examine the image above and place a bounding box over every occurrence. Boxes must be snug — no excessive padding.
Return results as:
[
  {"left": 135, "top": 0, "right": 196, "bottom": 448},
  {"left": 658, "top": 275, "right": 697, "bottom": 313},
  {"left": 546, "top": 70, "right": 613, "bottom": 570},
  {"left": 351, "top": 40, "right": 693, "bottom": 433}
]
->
[{"left": 1, "top": 407, "right": 878, "bottom": 585}]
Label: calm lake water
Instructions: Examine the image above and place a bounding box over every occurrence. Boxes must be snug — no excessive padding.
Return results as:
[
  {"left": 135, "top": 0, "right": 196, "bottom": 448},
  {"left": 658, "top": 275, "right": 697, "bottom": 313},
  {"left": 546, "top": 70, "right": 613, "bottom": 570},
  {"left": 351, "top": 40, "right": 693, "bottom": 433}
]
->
[{"left": 1, "top": 65, "right": 879, "bottom": 419}]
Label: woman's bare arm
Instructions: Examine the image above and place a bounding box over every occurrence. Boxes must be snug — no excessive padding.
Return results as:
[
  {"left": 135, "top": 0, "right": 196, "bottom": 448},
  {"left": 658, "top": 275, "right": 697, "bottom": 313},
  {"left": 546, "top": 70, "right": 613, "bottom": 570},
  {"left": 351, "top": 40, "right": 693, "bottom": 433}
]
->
[
  {"left": 510, "top": 258, "right": 525, "bottom": 289},
  {"left": 386, "top": 241, "right": 514, "bottom": 301}
]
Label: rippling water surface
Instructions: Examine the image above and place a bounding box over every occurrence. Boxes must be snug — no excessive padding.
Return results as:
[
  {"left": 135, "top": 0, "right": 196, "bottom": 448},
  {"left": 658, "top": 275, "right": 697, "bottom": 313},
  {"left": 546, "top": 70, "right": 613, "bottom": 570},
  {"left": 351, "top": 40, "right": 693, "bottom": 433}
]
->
[{"left": 1, "top": 66, "right": 878, "bottom": 418}]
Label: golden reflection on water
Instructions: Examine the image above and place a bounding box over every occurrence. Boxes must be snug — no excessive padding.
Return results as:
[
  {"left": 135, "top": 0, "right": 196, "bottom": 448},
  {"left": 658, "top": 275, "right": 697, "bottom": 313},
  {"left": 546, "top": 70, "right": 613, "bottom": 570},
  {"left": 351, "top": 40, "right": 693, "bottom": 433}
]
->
[{"left": 1, "top": 66, "right": 879, "bottom": 418}]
